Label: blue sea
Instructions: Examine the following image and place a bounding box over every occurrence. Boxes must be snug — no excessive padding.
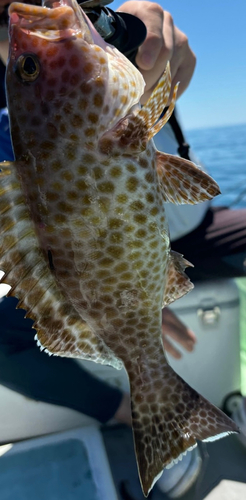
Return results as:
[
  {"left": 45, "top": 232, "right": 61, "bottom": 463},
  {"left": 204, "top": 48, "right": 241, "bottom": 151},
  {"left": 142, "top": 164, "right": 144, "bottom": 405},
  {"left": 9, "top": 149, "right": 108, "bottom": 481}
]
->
[{"left": 185, "top": 123, "right": 246, "bottom": 208}]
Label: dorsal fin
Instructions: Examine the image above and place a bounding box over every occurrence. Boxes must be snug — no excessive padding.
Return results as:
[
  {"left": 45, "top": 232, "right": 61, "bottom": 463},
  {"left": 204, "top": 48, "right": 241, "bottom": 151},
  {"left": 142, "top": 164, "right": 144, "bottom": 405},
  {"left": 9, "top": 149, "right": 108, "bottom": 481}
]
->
[
  {"left": 163, "top": 250, "right": 194, "bottom": 307},
  {"left": 137, "top": 61, "right": 179, "bottom": 140},
  {"left": 156, "top": 151, "right": 221, "bottom": 204},
  {"left": 0, "top": 161, "right": 122, "bottom": 369}
]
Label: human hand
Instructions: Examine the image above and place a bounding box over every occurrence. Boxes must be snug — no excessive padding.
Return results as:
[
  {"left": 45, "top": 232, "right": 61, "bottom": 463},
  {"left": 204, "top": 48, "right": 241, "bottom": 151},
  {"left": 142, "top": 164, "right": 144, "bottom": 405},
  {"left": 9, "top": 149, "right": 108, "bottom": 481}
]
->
[
  {"left": 117, "top": 1, "right": 196, "bottom": 103},
  {"left": 162, "top": 307, "right": 196, "bottom": 359}
]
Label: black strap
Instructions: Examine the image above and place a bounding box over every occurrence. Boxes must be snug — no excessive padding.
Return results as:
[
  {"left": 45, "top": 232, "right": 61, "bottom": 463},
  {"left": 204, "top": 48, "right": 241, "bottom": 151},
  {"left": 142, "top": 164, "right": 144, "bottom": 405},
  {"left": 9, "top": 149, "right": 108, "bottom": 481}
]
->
[{"left": 163, "top": 106, "right": 191, "bottom": 160}]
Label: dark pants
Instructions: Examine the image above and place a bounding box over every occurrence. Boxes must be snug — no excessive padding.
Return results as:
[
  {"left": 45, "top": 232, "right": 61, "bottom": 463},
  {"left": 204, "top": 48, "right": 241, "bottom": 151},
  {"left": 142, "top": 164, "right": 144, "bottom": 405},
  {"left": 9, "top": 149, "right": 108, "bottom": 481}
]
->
[
  {"left": 0, "top": 206, "right": 246, "bottom": 422},
  {"left": 0, "top": 296, "right": 122, "bottom": 423},
  {"left": 172, "top": 207, "right": 246, "bottom": 281}
]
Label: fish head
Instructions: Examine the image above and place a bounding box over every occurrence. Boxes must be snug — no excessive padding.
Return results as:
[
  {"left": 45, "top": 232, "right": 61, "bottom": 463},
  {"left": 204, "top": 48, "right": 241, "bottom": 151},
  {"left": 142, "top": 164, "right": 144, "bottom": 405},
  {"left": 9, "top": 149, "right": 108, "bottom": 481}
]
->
[{"left": 7, "top": 0, "right": 145, "bottom": 155}]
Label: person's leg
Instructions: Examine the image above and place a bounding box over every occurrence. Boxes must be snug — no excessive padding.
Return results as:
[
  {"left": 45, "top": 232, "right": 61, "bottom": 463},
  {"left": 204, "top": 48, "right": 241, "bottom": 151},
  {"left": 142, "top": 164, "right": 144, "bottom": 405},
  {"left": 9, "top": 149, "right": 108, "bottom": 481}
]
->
[
  {"left": 0, "top": 296, "right": 124, "bottom": 424},
  {"left": 171, "top": 207, "right": 246, "bottom": 281}
]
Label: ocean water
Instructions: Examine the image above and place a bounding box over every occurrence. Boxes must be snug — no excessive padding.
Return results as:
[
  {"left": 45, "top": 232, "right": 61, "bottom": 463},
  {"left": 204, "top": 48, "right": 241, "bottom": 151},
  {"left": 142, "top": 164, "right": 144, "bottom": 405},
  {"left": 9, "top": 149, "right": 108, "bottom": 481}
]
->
[{"left": 185, "top": 123, "right": 246, "bottom": 208}]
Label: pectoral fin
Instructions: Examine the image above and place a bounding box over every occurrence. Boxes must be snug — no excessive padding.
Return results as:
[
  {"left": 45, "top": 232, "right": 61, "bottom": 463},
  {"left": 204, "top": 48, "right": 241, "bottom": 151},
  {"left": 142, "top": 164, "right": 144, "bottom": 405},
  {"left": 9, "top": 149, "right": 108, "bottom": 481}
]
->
[
  {"left": 0, "top": 161, "right": 122, "bottom": 369},
  {"left": 156, "top": 151, "right": 221, "bottom": 204}
]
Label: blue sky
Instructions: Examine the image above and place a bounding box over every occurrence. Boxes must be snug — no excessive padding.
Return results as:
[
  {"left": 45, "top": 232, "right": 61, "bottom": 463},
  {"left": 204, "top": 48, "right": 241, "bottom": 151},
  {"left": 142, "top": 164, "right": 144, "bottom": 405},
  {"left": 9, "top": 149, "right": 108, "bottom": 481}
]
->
[{"left": 112, "top": 0, "right": 246, "bottom": 130}]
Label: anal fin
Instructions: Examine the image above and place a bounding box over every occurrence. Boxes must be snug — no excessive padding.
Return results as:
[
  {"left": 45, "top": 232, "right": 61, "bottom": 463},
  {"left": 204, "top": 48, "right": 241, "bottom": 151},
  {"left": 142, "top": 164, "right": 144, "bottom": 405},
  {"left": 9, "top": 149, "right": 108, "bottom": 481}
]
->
[
  {"left": 0, "top": 161, "right": 122, "bottom": 369},
  {"left": 163, "top": 250, "right": 194, "bottom": 307}
]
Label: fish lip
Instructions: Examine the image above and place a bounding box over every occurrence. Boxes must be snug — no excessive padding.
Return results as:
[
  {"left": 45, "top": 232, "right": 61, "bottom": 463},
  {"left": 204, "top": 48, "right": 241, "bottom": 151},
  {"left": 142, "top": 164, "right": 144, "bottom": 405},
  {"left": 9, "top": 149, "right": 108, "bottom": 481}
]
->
[{"left": 8, "top": 2, "right": 87, "bottom": 42}]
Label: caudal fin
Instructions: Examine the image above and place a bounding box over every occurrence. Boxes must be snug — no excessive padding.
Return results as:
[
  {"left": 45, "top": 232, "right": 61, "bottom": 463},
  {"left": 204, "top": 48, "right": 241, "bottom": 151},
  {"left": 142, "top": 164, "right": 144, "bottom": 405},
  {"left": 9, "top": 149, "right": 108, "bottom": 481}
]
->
[{"left": 129, "top": 363, "right": 239, "bottom": 497}]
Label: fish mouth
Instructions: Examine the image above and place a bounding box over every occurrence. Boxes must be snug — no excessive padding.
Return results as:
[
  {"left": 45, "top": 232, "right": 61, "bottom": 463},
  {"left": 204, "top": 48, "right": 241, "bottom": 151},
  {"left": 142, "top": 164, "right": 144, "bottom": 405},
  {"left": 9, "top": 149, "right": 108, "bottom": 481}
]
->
[{"left": 8, "top": 0, "right": 93, "bottom": 43}]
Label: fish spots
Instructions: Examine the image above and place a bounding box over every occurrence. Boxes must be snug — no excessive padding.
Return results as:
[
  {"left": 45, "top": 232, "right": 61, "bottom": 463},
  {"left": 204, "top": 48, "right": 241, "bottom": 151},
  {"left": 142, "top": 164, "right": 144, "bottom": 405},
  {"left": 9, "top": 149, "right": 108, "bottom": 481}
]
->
[
  {"left": 47, "top": 45, "right": 59, "bottom": 58},
  {"left": 130, "top": 200, "right": 145, "bottom": 212},
  {"left": 69, "top": 133, "right": 79, "bottom": 142},
  {"left": 76, "top": 179, "right": 88, "bottom": 191},
  {"left": 94, "top": 77, "right": 104, "bottom": 89},
  {"left": 61, "top": 69, "right": 70, "bottom": 83},
  {"left": 99, "top": 138, "right": 113, "bottom": 155},
  {"left": 139, "top": 158, "right": 149, "bottom": 169},
  {"left": 110, "top": 166, "right": 122, "bottom": 178},
  {"left": 88, "top": 113, "right": 99, "bottom": 124},
  {"left": 64, "top": 39, "right": 74, "bottom": 51},
  {"left": 126, "top": 163, "right": 137, "bottom": 174},
  {"left": 46, "top": 123, "right": 58, "bottom": 139},
  {"left": 51, "top": 160, "right": 62, "bottom": 172},
  {"left": 31, "top": 37, "right": 39, "bottom": 48},
  {"left": 93, "top": 93, "right": 103, "bottom": 108},
  {"left": 69, "top": 54, "right": 80, "bottom": 68},
  {"left": 80, "top": 82, "right": 92, "bottom": 94},
  {"left": 150, "top": 207, "right": 158, "bottom": 216},
  {"left": 40, "top": 140, "right": 55, "bottom": 151},
  {"left": 145, "top": 193, "right": 154, "bottom": 207},
  {"left": 64, "top": 143, "right": 77, "bottom": 161},
  {"left": 99, "top": 257, "right": 114, "bottom": 267},
  {"left": 92, "top": 166, "right": 103, "bottom": 180},
  {"left": 113, "top": 107, "right": 121, "bottom": 117},
  {"left": 145, "top": 172, "right": 155, "bottom": 184},
  {"left": 71, "top": 114, "right": 83, "bottom": 128},
  {"left": 81, "top": 45, "right": 89, "bottom": 53},
  {"left": 51, "top": 181, "right": 62, "bottom": 191},
  {"left": 83, "top": 62, "right": 94, "bottom": 75},
  {"left": 59, "top": 123, "right": 67, "bottom": 135},
  {"left": 70, "top": 74, "right": 80, "bottom": 86},
  {"left": 134, "top": 213, "right": 147, "bottom": 225},
  {"left": 107, "top": 245, "right": 124, "bottom": 259},
  {"left": 78, "top": 98, "right": 88, "bottom": 111},
  {"left": 54, "top": 213, "right": 66, "bottom": 224},
  {"left": 117, "top": 193, "right": 128, "bottom": 204},
  {"left": 126, "top": 176, "right": 139, "bottom": 192},
  {"left": 103, "top": 105, "right": 109, "bottom": 115},
  {"left": 121, "top": 95, "right": 128, "bottom": 105},
  {"left": 85, "top": 127, "right": 96, "bottom": 137},
  {"left": 57, "top": 201, "right": 74, "bottom": 215},
  {"left": 108, "top": 218, "right": 124, "bottom": 230},
  {"left": 67, "top": 190, "right": 79, "bottom": 201},
  {"left": 46, "top": 191, "right": 59, "bottom": 202}
]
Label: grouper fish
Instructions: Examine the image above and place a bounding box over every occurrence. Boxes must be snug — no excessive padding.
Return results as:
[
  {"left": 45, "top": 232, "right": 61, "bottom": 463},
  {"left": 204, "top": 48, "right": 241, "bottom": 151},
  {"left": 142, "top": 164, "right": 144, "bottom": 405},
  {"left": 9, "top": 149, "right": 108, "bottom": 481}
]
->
[{"left": 0, "top": 0, "right": 238, "bottom": 495}]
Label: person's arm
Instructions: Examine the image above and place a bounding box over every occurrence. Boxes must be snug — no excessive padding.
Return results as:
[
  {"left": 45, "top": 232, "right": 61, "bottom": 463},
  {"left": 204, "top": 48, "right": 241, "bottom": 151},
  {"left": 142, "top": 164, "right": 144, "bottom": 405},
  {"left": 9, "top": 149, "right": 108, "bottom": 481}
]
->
[{"left": 118, "top": 1, "right": 196, "bottom": 103}]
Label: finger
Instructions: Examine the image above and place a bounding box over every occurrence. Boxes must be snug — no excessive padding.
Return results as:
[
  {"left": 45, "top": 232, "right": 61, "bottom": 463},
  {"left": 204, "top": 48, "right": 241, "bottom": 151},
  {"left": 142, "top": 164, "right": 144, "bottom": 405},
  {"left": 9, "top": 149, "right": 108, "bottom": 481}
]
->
[
  {"left": 170, "top": 49, "right": 196, "bottom": 99},
  {"left": 165, "top": 322, "right": 196, "bottom": 350},
  {"left": 169, "top": 26, "right": 196, "bottom": 100},
  {"left": 162, "top": 336, "right": 182, "bottom": 359},
  {"left": 138, "top": 10, "right": 175, "bottom": 99},
  {"left": 162, "top": 308, "right": 197, "bottom": 350},
  {"left": 134, "top": 3, "right": 165, "bottom": 69}
]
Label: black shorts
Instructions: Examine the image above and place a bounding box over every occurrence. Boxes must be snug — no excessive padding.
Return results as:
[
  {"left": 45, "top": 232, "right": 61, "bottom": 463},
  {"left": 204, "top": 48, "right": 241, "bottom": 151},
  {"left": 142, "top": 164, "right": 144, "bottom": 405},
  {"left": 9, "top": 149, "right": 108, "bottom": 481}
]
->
[{"left": 171, "top": 206, "right": 246, "bottom": 281}]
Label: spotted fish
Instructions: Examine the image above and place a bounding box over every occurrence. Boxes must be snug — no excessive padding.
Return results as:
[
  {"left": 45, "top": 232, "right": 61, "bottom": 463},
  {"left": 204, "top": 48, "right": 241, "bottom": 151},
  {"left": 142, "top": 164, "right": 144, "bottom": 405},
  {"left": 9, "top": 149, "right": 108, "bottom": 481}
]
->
[{"left": 0, "top": 0, "right": 238, "bottom": 495}]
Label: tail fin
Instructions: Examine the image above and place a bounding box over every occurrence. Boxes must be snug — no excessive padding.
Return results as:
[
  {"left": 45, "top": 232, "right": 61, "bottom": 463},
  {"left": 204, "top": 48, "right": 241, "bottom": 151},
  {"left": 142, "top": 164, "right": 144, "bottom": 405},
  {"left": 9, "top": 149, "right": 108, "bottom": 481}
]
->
[{"left": 129, "top": 362, "right": 239, "bottom": 497}]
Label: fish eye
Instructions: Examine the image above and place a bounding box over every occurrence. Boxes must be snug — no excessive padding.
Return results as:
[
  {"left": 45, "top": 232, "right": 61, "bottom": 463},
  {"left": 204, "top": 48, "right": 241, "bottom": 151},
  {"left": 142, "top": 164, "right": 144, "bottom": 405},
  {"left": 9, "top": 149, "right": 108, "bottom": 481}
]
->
[{"left": 15, "top": 53, "right": 40, "bottom": 83}]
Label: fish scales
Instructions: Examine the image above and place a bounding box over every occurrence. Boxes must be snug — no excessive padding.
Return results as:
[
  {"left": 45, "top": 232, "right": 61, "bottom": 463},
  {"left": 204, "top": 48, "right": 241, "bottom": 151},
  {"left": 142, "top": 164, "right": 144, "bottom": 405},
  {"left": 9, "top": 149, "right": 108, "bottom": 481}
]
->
[{"left": 0, "top": 0, "right": 238, "bottom": 495}]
